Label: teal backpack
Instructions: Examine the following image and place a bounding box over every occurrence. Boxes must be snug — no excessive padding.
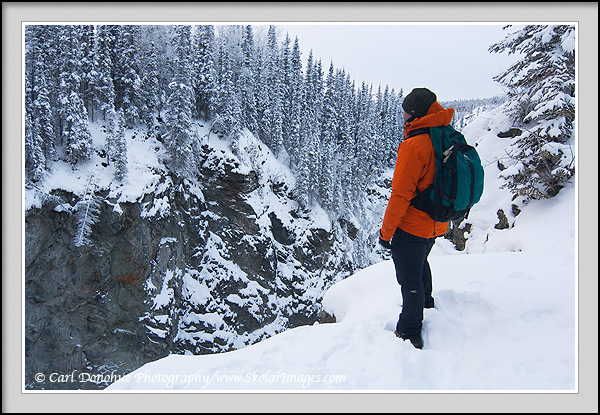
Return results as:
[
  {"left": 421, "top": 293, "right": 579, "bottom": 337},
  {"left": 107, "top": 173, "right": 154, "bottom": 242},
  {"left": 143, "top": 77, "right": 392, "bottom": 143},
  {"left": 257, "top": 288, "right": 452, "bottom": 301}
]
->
[{"left": 407, "top": 125, "right": 484, "bottom": 222}]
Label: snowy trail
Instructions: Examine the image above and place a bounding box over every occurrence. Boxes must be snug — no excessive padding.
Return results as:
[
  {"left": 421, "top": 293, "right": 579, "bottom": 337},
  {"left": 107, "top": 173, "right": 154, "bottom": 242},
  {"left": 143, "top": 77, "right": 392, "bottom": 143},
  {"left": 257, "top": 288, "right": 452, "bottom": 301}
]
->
[{"left": 108, "top": 246, "right": 575, "bottom": 391}]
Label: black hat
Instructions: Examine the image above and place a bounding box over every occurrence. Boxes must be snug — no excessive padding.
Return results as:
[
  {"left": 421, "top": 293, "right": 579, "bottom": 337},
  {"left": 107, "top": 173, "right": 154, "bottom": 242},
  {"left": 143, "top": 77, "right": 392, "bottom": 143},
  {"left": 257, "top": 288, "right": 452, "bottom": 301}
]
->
[{"left": 402, "top": 88, "right": 437, "bottom": 118}]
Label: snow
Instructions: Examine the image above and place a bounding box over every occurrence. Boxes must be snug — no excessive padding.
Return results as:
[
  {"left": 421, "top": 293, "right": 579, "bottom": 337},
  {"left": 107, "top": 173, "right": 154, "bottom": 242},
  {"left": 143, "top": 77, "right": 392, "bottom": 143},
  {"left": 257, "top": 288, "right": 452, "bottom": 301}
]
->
[
  {"left": 25, "top": 124, "right": 167, "bottom": 211},
  {"left": 107, "top": 105, "right": 577, "bottom": 392},
  {"left": 151, "top": 268, "right": 178, "bottom": 310}
]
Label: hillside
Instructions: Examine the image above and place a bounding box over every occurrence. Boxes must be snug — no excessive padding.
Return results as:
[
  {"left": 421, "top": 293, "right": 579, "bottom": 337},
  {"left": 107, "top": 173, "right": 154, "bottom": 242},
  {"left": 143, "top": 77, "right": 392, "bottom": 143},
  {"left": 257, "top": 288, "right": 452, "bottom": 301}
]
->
[
  {"left": 24, "top": 118, "right": 388, "bottom": 390},
  {"left": 106, "top": 104, "right": 576, "bottom": 391}
]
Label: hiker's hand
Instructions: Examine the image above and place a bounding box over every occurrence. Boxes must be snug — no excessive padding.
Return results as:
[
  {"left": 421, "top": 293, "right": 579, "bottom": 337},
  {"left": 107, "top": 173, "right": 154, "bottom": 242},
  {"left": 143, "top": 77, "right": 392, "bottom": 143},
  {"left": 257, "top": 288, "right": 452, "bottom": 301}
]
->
[{"left": 378, "top": 233, "right": 392, "bottom": 250}]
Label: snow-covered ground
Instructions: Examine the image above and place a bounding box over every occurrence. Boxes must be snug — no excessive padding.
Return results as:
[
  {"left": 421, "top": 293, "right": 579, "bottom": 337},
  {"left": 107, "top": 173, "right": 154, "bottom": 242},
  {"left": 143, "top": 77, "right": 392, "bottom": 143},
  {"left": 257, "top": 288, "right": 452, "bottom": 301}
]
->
[{"left": 107, "top": 107, "right": 577, "bottom": 392}]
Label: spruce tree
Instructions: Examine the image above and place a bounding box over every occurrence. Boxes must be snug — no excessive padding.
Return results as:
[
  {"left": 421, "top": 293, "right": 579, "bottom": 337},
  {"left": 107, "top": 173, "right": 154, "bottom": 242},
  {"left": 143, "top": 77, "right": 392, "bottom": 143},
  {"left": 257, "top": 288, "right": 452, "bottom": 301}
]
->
[
  {"left": 192, "top": 25, "right": 217, "bottom": 121},
  {"left": 78, "top": 25, "right": 96, "bottom": 117},
  {"left": 118, "top": 25, "right": 144, "bottom": 126},
  {"left": 286, "top": 36, "right": 304, "bottom": 168},
  {"left": 57, "top": 26, "right": 92, "bottom": 165},
  {"left": 25, "top": 110, "right": 46, "bottom": 182},
  {"left": 261, "top": 25, "right": 285, "bottom": 157},
  {"left": 213, "top": 34, "right": 242, "bottom": 140},
  {"left": 93, "top": 25, "right": 116, "bottom": 122},
  {"left": 239, "top": 25, "right": 259, "bottom": 136},
  {"left": 333, "top": 69, "right": 353, "bottom": 215},
  {"left": 319, "top": 62, "right": 338, "bottom": 212},
  {"left": 353, "top": 82, "right": 375, "bottom": 194},
  {"left": 295, "top": 51, "right": 316, "bottom": 208},
  {"left": 164, "top": 25, "right": 195, "bottom": 175},
  {"left": 109, "top": 25, "right": 126, "bottom": 110},
  {"left": 113, "top": 109, "right": 128, "bottom": 181},
  {"left": 490, "top": 25, "right": 576, "bottom": 199},
  {"left": 25, "top": 25, "right": 56, "bottom": 175},
  {"left": 104, "top": 107, "right": 128, "bottom": 181},
  {"left": 34, "top": 72, "right": 56, "bottom": 170},
  {"left": 141, "top": 40, "right": 161, "bottom": 124}
]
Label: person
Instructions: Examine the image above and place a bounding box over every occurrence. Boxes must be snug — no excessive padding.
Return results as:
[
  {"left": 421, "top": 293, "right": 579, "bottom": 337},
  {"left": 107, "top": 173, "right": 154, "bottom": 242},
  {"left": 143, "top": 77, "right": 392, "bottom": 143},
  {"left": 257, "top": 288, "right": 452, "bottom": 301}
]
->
[{"left": 378, "top": 87, "right": 453, "bottom": 349}]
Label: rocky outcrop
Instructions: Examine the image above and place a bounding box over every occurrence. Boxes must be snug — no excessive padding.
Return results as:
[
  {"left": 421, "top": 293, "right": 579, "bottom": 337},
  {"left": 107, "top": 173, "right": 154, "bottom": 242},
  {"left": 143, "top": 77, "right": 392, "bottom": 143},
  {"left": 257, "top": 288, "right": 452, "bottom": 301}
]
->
[
  {"left": 25, "top": 143, "right": 361, "bottom": 390},
  {"left": 25, "top": 193, "right": 168, "bottom": 390}
]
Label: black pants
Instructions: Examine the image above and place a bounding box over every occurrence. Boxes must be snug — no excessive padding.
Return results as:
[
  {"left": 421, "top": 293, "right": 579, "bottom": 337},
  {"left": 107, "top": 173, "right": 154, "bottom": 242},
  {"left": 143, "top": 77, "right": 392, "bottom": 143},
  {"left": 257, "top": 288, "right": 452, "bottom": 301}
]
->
[{"left": 391, "top": 228, "right": 436, "bottom": 337}]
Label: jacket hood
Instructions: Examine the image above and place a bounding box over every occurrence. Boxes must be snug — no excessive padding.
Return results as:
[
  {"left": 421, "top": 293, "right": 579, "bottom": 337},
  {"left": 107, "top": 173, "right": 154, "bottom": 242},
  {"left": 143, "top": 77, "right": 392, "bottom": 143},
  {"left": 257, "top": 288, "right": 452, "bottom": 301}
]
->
[{"left": 405, "top": 102, "right": 454, "bottom": 136}]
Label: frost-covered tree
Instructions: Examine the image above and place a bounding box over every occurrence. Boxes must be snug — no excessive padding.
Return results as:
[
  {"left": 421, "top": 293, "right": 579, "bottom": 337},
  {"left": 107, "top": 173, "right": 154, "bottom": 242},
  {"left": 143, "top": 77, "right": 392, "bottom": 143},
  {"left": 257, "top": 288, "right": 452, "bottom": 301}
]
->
[
  {"left": 295, "top": 50, "right": 316, "bottom": 208},
  {"left": 490, "top": 25, "right": 575, "bottom": 199},
  {"left": 213, "top": 35, "right": 242, "bottom": 140},
  {"left": 57, "top": 26, "right": 92, "bottom": 165},
  {"left": 296, "top": 51, "right": 325, "bottom": 208},
  {"left": 25, "top": 26, "right": 56, "bottom": 176},
  {"left": 92, "top": 25, "right": 116, "bottom": 122},
  {"left": 118, "top": 25, "right": 145, "bottom": 126},
  {"left": 163, "top": 25, "right": 195, "bottom": 175},
  {"left": 388, "top": 88, "right": 404, "bottom": 161},
  {"left": 113, "top": 109, "right": 128, "bottom": 181},
  {"left": 25, "top": 111, "right": 45, "bottom": 182},
  {"left": 353, "top": 82, "right": 376, "bottom": 195},
  {"left": 106, "top": 107, "right": 128, "bottom": 181},
  {"left": 73, "top": 178, "right": 101, "bottom": 247},
  {"left": 238, "top": 26, "right": 259, "bottom": 136},
  {"left": 319, "top": 62, "right": 339, "bottom": 211},
  {"left": 33, "top": 72, "right": 56, "bottom": 170},
  {"left": 78, "top": 25, "right": 96, "bottom": 116},
  {"left": 260, "top": 25, "right": 285, "bottom": 156},
  {"left": 140, "top": 40, "right": 161, "bottom": 124},
  {"left": 109, "top": 25, "right": 127, "bottom": 110},
  {"left": 283, "top": 36, "right": 304, "bottom": 168},
  {"left": 192, "top": 25, "right": 217, "bottom": 121},
  {"left": 329, "top": 68, "right": 357, "bottom": 216}
]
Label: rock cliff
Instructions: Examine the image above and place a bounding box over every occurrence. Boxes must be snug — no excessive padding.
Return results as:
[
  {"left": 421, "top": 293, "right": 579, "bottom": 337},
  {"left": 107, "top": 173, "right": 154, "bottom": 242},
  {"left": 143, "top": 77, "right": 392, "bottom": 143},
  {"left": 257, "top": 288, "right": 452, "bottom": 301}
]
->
[{"left": 25, "top": 132, "right": 381, "bottom": 390}]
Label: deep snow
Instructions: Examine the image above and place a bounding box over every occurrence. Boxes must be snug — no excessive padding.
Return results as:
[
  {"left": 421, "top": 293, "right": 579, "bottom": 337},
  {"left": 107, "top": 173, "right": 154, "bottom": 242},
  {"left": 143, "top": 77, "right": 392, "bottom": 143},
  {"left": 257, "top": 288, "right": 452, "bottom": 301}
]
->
[{"left": 105, "top": 106, "right": 577, "bottom": 392}]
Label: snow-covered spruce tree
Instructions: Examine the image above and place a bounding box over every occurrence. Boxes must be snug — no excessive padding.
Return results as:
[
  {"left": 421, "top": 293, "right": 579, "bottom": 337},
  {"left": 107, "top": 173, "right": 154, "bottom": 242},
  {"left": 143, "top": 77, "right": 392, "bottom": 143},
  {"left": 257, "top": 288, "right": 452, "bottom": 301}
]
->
[
  {"left": 319, "top": 62, "right": 339, "bottom": 212},
  {"left": 212, "top": 33, "right": 243, "bottom": 142},
  {"left": 113, "top": 109, "right": 128, "bottom": 181},
  {"left": 140, "top": 40, "right": 161, "bottom": 125},
  {"left": 109, "top": 25, "right": 127, "bottom": 111},
  {"left": 78, "top": 25, "right": 96, "bottom": 118},
  {"left": 33, "top": 73, "right": 55, "bottom": 170},
  {"left": 389, "top": 88, "right": 404, "bottom": 158},
  {"left": 105, "top": 107, "right": 128, "bottom": 181},
  {"left": 380, "top": 85, "right": 403, "bottom": 168},
  {"left": 73, "top": 178, "right": 102, "bottom": 247},
  {"left": 31, "top": 25, "right": 62, "bottom": 143},
  {"left": 283, "top": 36, "right": 304, "bottom": 168},
  {"left": 489, "top": 25, "right": 575, "bottom": 199},
  {"left": 25, "top": 26, "right": 56, "bottom": 178},
  {"left": 164, "top": 25, "right": 196, "bottom": 176},
  {"left": 137, "top": 25, "right": 175, "bottom": 120},
  {"left": 25, "top": 111, "right": 45, "bottom": 183},
  {"left": 353, "top": 82, "right": 376, "bottom": 197},
  {"left": 92, "top": 25, "right": 117, "bottom": 122},
  {"left": 261, "top": 25, "right": 285, "bottom": 158},
  {"left": 296, "top": 51, "right": 324, "bottom": 208},
  {"left": 192, "top": 25, "right": 217, "bottom": 121},
  {"left": 57, "top": 26, "right": 92, "bottom": 165},
  {"left": 118, "top": 25, "right": 145, "bottom": 126},
  {"left": 333, "top": 70, "right": 355, "bottom": 216},
  {"left": 239, "top": 25, "right": 260, "bottom": 137}
]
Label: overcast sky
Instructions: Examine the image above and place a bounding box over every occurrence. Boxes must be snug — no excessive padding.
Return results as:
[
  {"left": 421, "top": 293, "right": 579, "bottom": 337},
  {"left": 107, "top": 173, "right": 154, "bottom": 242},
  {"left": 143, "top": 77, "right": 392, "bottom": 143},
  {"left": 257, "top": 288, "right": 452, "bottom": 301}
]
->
[{"left": 274, "top": 23, "right": 524, "bottom": 102}]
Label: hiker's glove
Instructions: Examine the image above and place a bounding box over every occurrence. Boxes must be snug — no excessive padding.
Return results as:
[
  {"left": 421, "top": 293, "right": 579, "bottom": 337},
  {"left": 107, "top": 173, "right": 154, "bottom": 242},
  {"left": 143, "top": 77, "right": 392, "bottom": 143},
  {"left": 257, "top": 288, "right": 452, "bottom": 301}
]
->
[{"left": 378, "top": 232, "right": 392, "bottom": 250}]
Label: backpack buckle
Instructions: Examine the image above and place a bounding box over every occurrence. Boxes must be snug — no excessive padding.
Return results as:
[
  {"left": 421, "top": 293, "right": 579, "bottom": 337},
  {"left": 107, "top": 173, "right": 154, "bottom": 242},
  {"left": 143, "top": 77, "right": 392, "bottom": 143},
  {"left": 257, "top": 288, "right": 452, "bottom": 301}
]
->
[{"left": 443, "top": 145, "right": 455, "bottom": 163}]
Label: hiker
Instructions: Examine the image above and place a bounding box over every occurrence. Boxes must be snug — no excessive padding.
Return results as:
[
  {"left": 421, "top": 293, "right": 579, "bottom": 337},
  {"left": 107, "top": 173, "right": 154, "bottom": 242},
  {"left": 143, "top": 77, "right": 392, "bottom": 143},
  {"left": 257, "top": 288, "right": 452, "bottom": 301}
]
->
[{"left": 378, "top": 87, "right": 454, "bottom": 349}]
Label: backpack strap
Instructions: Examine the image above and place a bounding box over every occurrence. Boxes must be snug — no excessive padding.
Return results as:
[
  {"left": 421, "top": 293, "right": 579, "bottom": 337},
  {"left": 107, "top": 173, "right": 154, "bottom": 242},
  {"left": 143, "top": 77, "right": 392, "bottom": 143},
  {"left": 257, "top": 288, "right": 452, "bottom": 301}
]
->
[{"left": 405, "top": 127, "right": 430, "bottom": 140}]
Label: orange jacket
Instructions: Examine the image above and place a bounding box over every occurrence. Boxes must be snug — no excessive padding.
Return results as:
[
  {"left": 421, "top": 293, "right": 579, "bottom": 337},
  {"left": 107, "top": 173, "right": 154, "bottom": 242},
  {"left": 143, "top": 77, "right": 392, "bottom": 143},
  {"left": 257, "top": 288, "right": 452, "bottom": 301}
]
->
[{"left": 380, "top": 102, "right": 454, "bottom": 241}]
